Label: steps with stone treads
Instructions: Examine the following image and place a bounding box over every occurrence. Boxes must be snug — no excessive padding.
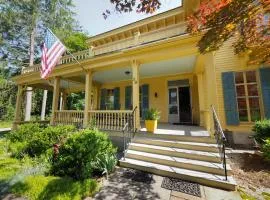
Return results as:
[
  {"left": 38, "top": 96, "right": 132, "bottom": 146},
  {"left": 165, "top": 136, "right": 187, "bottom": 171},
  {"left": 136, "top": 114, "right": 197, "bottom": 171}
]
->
[{"left": 119, "top": 134, "right": 237, "bottom": 191}]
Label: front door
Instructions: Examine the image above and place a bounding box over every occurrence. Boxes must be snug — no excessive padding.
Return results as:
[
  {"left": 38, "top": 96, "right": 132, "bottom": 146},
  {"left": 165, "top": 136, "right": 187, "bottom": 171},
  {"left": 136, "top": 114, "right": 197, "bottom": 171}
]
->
[
  {"left": 178, "top": 86, "right": 192, "bottom": 124},
  {"left": 168, "top": 86, "right": 192, "bottom": 124}
]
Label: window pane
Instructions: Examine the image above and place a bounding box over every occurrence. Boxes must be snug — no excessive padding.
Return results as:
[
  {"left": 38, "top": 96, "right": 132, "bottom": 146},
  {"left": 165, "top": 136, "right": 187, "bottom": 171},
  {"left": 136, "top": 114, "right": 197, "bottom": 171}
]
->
[
  {"left": 235, "top": 72, "right": 244, "bottom": 84},
  {"left": 237, "top": 98, "right": 247, "bottom": 109},
  {"left": 169, "top": 88, "right": 177, "bottom": 104},
  {"left": 250, "top": 109, "right": 261, "bottom": 122},
  {"left": 239, "top": 110, "right": 248, "bottom": 121},
  {"left": 246, "top": 71, "right": 256, "bottom": 83},
  {"left": 249, "top": 98, "right": 260, "bottom": 108},
  {"left": 247, "top": 84, "right": 258, "bottom": 96},
  {"left": 236, "top": 85, "right": 246, "bottom": 97}
]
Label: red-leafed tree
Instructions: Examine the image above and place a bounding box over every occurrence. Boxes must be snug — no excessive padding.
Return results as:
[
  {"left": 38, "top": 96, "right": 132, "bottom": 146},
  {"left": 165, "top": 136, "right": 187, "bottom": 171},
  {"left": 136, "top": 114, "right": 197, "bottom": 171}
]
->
[
  {"left": 103, "top": 0, "right": 161, "bottom": 19},
  {"left": 187, "top": 0, "right": 270, "bottom": 64}
]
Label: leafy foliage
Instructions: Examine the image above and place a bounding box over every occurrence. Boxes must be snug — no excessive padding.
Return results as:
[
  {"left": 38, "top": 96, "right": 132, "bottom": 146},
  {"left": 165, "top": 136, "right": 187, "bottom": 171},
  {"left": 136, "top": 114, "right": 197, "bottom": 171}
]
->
[
  {"left": 93, "top": 153, "right": 117, "bottom": 178},
  {"left": 103, "top": 0, "right": 161, "bottom": 19},
  {"left": 63, "top": 32, "right": 89, "bottom": 53},
  {"left": 262, "top": 139, "right": 270, "bottom": 161},
  {"left": 144, "top": 108, "right": 161, "bottom": 120},
  {"left": 51, "top": 129, "right": 117, "bottom": 180},
  {"left": 186, "top": 0, "right": 270, "bottom": 64},
  {"left": 7, "top": 124, "right": 75, "bottom": 158},
  {"left": 253, "top": 119, "right": 270, "bottom": 143}
]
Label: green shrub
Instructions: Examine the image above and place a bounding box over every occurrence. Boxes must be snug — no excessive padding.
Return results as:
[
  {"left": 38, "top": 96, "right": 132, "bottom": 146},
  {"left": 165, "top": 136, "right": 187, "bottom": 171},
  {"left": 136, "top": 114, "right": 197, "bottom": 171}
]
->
[
  {"left": 51, "top": 129, "right": 117, "bottom": 180},
  {"left": 252, "top": 119, "right": 270, "bottom": 143},
  {"left": 7, "top": 124, "right": 76, "bottom": 157},
  {"left": 7, "top": 123, "right": 42, "bottom": 142},
  {"left": 262, "top": 139, "right": 270, "bottom": 161},
  {"left": 144, "top": 108, "right": 160, "bottom": 120}
]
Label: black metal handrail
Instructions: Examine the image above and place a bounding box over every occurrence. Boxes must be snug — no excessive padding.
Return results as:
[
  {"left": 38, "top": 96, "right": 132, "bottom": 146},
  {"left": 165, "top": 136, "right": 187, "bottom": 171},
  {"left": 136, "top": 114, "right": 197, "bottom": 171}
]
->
[
  {"left": 122, "top": 106, "right": 137, "bottom": 160},
  {"left": 211, "top": 105, "right": 228, "bottom": 181}
]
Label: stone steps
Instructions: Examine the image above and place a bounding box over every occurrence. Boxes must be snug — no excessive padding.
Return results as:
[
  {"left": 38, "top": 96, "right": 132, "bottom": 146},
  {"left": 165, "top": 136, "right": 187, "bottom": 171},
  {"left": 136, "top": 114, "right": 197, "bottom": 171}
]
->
[
  {"left": 125, "top": 149, "right": 232, "bottom": 176},
  {"left": 119, "top": 134, "right": 236, "bottom": 191},
  {"left": 120, "top": 158, "right": 237, "bottom": 191},
  {"left": 129, "top": 143, "right": 221, "bottom": 163},
  {"left": 133, "top": 137, "right": 219, "bottom": 153}
]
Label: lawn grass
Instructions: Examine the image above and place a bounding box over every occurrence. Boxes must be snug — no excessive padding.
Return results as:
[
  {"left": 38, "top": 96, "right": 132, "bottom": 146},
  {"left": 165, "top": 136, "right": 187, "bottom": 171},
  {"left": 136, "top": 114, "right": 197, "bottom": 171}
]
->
[
  {"left": 12, "top": 175, "right": 99, "bottom": 200},
  {"left": 0, "top": 121, "right": 12, "bottom": 128},
  {"left": 0, "top": 138, "right": 100, "bottom": 200}
]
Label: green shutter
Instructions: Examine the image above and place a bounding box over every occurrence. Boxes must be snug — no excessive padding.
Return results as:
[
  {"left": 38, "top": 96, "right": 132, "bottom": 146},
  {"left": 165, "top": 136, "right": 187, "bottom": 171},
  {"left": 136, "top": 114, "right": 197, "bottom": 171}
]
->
[
  {"left": 259, "top": 68, "right": 270, "bottom": 119},
  {"left": 113, "top": 87, "right": 120, "bottom": 110},
  {"left": 141, "top": 84, "right": 149, "bottom": 119},
  {"left": 125, "top": 86, "right": 132, "bottom": 110},
  {"left": 100, "top": 89, "right": 107, "bottom": 110},
  {"left": 222, "top": 72, "right": 239, "bottom": 125}
]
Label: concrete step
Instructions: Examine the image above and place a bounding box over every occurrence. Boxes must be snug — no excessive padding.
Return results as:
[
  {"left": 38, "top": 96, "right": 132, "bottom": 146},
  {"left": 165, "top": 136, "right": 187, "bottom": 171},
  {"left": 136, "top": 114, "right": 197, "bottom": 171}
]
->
[
  {"left": 129, "top": 143, "right": 221, "bottom": 163},
  {"left": 135, "top": 132, "right": 216, "bottom": 144},
  {"left": 120, "top": 158, "right": 237, "bottom": 191},
  {"left": 126, "top": 150, "right": 231, "bottom": 176},
  {"left": 133, "top": 137, "right": 219, "bottom": 153}
]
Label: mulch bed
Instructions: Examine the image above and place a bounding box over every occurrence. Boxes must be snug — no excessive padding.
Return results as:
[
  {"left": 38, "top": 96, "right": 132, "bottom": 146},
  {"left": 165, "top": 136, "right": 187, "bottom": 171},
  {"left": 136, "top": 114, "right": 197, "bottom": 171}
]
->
[{"left": 228, "top": 152, "right": 270, "bottom": 199}]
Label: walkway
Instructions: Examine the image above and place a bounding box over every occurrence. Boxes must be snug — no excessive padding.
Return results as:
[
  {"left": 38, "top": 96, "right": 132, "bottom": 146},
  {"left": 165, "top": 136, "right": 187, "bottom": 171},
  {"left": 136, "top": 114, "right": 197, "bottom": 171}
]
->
[{"left": 94, "top": 167, "right": 241, "bottom": 200}]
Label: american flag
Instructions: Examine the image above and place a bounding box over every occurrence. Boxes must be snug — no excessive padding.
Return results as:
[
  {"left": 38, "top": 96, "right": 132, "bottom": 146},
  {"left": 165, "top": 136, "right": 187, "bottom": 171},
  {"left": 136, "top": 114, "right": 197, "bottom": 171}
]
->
[{"left": 41, "top": 29, "right": 66, "bottom": 79}]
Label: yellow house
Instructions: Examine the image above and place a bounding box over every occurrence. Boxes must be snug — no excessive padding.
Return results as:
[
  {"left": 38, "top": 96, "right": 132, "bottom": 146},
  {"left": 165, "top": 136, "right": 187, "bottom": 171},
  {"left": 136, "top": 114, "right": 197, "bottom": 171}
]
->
[{"left": 11, "top": 2, "right": 270, "bottom": 191}]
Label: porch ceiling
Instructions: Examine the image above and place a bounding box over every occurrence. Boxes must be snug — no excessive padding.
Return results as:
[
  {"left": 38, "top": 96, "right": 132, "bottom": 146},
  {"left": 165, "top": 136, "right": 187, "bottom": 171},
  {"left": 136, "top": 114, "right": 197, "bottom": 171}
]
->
[{"left": 93, "top": 55, "right": 196, "bottom": 83}]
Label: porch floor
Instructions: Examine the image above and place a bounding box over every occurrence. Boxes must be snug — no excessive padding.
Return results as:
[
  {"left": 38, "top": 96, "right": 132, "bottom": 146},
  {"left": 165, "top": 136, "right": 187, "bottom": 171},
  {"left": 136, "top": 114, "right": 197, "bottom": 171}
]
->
[{"left": 139, "top": 123, "right": 210, "bottom": 137}]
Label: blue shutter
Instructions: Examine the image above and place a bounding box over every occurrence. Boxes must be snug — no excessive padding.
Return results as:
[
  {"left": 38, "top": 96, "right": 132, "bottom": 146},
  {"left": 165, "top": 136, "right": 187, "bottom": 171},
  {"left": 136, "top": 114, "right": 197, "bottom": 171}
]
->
[
  {"left": 113, "top": 87, "right": 120, "bottom": 110},
  {"left": 259, "top": 68, "right": 270, "bottom": 119},
  {"left": 125, "top": 86, "right": 132, "bottom": 110},
  {"left": 222, "top": 72, "right": 239, "bottom": 125},
  {"left": 141, "top": 84, "right": 149, "bottom": 119},
  {"left": 100, "top": 89, "right": 107, "bottom": 110}
]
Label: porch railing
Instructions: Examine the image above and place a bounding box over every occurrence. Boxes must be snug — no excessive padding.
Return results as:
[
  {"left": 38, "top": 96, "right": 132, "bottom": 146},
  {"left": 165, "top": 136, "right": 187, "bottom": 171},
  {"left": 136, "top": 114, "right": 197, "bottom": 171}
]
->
[
  {"left": 54, "top": 110, "right": 84, "bottom": 128},
  {"left": 211, "top": 105, "right": 228, "bottom": 181},
  {"left": 21, "top": 49, "right": 92, "bottom": 74},
  {"left": 88, "top": 110, "right": 135, "bottom": 132}
]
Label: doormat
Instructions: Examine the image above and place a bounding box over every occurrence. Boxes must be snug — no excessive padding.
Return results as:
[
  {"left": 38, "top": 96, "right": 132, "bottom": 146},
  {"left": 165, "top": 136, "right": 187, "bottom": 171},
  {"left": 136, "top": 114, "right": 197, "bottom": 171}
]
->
[
  {"left": 121, "top": 169, "right": 153, "bottom": 184},
  {"left": 161, "top": 177, "right": 201, "bottom": 197}
]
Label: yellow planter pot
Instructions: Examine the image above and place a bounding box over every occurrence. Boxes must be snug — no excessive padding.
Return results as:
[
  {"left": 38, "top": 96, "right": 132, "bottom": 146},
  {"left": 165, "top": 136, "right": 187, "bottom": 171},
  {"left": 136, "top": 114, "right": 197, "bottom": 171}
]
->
[{"left": 145, "top": 120, "right": 157, "bottom": 133}]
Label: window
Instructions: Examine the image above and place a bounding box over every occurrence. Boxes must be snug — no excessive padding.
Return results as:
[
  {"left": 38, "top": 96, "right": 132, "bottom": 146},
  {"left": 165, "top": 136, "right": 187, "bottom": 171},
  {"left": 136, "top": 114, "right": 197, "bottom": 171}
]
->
[
  {"left": 105, "top": 89, "right": 114, "bottom": 110},
  {"left": 235, "top": 71, "right": 261, "bottom": 122}
]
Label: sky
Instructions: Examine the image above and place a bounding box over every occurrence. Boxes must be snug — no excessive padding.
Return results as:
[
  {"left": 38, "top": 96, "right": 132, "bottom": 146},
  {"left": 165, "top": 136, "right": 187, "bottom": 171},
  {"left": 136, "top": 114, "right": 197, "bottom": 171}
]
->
[{"left": 73, "top": 0, "right": 182, "bottom": 36}]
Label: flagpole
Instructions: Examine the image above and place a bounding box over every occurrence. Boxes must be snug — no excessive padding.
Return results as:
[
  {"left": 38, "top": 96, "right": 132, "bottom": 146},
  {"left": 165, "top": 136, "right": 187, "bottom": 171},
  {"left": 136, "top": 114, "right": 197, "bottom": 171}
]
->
[{"left": 47, "top": 28, "right": 87, "bottom": 72}]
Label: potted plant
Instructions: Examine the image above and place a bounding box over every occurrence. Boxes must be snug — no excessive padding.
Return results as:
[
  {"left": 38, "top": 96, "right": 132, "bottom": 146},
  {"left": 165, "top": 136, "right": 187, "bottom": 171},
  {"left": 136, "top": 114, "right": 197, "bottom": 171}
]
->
[{"left": 144, "top": 108, "right": 160, "bottom": 133}]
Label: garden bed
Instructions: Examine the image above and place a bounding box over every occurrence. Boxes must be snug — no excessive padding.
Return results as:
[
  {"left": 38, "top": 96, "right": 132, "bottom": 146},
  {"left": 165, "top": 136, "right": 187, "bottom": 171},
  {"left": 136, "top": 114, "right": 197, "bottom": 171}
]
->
[
  {"left": 0, "top": 124, "right": 117, "bottom": 200},
  {"left": 228, "top": 151, "right": 270, "bottom": 200}
]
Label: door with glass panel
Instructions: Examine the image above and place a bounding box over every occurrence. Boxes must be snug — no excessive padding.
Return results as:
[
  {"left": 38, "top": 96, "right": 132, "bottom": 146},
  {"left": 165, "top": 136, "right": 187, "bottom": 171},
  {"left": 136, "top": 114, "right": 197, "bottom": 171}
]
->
[{"left": 168, "top": 87, "right": 179, "bottom": 123}]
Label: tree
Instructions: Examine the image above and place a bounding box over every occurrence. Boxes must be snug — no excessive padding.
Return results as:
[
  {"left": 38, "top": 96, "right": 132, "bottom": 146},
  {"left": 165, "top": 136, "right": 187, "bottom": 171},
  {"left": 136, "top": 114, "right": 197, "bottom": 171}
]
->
[
  {"left": 186, "top": 0, "right": 269, "bottom": 64},
  {"left": 0, "top": 0, "right": 79, "bottom": 73},
  {"left": 103, "top": 0, "right": 161, "bottom": 19}
]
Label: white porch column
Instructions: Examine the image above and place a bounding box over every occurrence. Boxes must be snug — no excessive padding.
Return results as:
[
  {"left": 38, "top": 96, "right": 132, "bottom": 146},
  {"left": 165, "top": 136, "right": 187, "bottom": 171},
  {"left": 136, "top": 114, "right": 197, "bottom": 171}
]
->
[
  {"left": 83, "top": 70, "right": 93, "bottom": 128},
  {"left": 41, "top": 90, "right": 48, "bottom": 120},
  {"left": 50, "top": 77, "right": 60, "bottom": 125},
  {"left": 204, "top": 53, "right": 218, "bottom": 134},
  {"left": 61, "top": 92, "right": 67, "bottom": 110},
  {"left": 132, "top": 60, "right": 140, "bottom": 131},
  {"left": 13, "top": 85, "right": 23, "bottom": 130},
  {"left": 197, "top": 73, "right": 205, "bottom": 126},
  {"left": 24, "top": 87, "right": 32, "bottom": 121}
]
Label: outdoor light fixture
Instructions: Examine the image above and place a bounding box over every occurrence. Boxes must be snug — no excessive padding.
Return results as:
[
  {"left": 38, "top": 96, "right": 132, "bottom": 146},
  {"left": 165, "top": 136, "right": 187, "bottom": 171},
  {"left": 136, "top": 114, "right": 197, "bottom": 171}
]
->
[
  {"left": 155, "top": 92, "right": 158, "bottom": 98},
  {"left": 125, "top": 70, "right": 131, "bottom": 75}
]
